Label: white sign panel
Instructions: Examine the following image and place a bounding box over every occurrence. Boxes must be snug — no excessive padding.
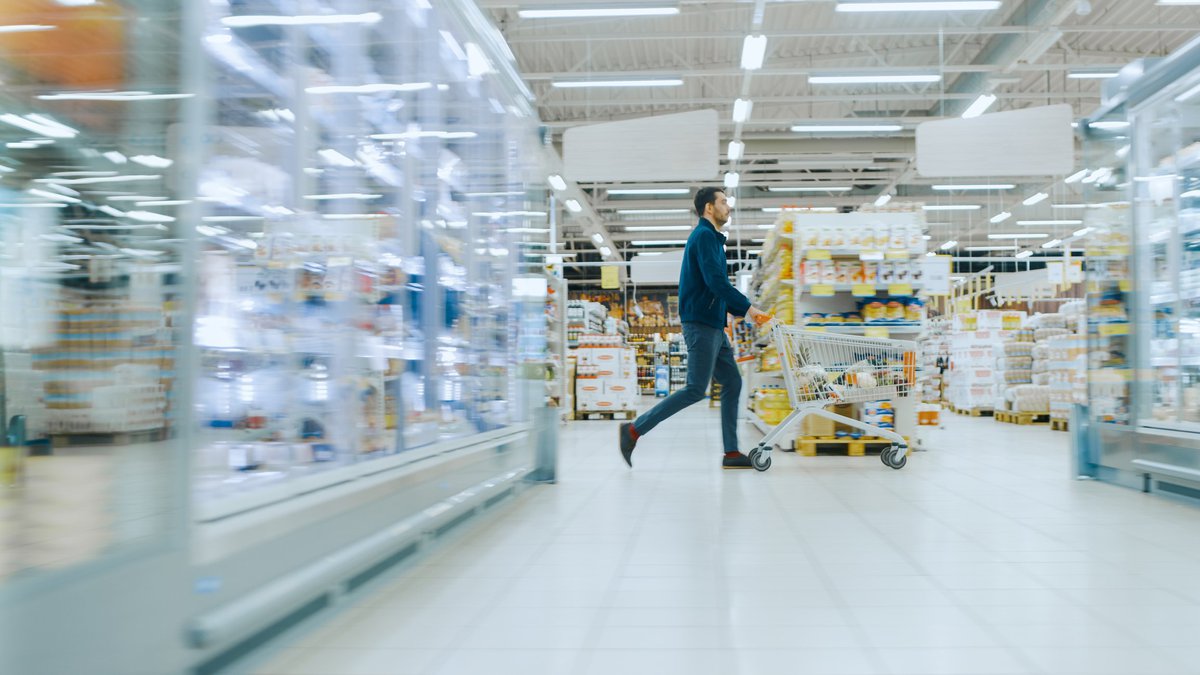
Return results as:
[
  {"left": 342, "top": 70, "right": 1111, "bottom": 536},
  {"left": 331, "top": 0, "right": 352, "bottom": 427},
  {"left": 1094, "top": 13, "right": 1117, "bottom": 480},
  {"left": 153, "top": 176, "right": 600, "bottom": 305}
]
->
[
  {"left": 631, "top": 250, "right": 685, "bottom": 285},
  {"left": 915, "top": 104, "right": 1075, "bottom": 177},
  {"left": 563, "top": 109, "right": 720, "bottom": 182},
  {"left": 922, "top": 255, "right": 953, "bottom": 295}
]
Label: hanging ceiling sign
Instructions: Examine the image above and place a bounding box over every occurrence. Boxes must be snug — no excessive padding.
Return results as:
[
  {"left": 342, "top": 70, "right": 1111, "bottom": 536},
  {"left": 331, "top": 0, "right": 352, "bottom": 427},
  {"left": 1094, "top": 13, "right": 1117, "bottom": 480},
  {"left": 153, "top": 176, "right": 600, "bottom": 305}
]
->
[
  {"left": 916, "top": 104, "right": 1075, "bottom": 177},
  {"left": 563, "top": 109, "right": 719, "bottom": 182}
]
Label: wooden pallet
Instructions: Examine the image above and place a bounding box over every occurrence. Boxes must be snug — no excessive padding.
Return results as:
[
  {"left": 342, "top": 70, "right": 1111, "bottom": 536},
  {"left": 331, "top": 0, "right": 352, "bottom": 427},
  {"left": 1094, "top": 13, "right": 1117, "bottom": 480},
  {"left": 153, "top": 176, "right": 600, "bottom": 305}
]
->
[
  {"left": 796, "top": 435, "right": 908, "bottom": 457},
  {"left": 1050, "top": 418, "right": 1069, "bottom": 432},
  {"left": 574, "top": 410, "right": 636, "bottom": 421},
  {"left": 994, "top": 410, "right": 1050, "bottom": 425},
  {"left": 951, "top": 406, "right": 993, "bottom": 417},
  {"left": 50, "top": 428, "right": 168, "bottom": 448}
]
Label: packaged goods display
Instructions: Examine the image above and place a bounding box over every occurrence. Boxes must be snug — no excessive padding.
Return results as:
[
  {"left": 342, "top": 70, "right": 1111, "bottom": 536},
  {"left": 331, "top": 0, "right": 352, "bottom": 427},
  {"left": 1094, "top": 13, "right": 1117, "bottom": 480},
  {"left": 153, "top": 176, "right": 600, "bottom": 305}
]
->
[{"left": 574, "top": 345, "right": 638, "bottom": 413}]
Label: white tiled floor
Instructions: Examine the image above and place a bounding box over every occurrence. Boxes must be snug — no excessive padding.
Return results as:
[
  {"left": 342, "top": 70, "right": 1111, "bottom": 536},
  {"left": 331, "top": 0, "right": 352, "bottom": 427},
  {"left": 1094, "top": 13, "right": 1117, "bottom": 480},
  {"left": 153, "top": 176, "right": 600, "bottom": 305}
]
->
[{"left": 249, "top": 404, "right": 1200, "bottom": 675}]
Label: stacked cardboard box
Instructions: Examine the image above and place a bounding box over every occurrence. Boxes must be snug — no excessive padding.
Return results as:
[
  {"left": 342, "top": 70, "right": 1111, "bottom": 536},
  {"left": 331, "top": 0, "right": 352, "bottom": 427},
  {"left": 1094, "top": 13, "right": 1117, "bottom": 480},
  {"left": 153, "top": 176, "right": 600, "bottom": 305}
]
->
[{"left": 575, "top": 345, "right": 638, "bottom": 413}]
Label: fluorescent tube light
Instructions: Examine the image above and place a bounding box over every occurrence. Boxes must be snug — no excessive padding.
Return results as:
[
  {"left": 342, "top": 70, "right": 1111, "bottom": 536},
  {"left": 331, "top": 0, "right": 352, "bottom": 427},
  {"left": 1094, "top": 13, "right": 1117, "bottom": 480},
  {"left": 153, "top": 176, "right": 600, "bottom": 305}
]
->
[
  {"left": 103, "top": 151, "right": 127, "bottom": 164},
  {"left": 732, "top": 98, "right": 753, "bottom": 123},
  {"left": 1064, "top": 169, "right": 1089, "bottom": 184},
  {"left": 518, "top": 6, "right": 680, "bottom": 18},
  {"left": 1015, "top": 250, "right": 1034, "bottom": 259},
  {"left": 965, "top": 245, "right": 1018, "bottom": 251},
  {"left": 990, "top": 211, "right": 1012, "bottom": 223},
  {"left": 940, "top": 240, "right": 957, "bottom": 250},
  {"left": 988, "top": 233, "right": 1048, "bottom": 239},
  {"left": 962, "top": 93, "right": 997, "bottom": 119},
  {"left": 632, "top": 240, "right": 688, "bottom": 246},
  {"left": 1088, "top": 121, "right": 1130, "bottom": 130},
  {"left": 1156, "top": 0, "right": 1200, "bottom": 5},
  {"left": 547, "top": 174, "right": 567, "bottom": 191},
  {"left": 724, "top": 173, "right": 740, "bottom": 189},
  {"left": 565, "top": 199, "right": 583, "bottom": 213},
  {"left": 1018, "top": 220, "right": 1082, "bottom": 226},
  {"left": 1022, "top": 192, "right": 1049, "bottom": 206},
  {"left": 874, "top": 193, "right": 892, "bottom": 207},
  {"left": 617, "top": 208, "right": 690, "bottom": 215},
  {"left": 1052, "top": 203, "right": 1087, "bottom": 209},
  {"left": 222, "top": 13, "right": 382, "bottom": 27},
  {"left": 552, "top": 78, "right": 683, "bottom": 88},
  {"left": 1073, "top": 227, "right": 1094, "bottom": 237},
  {"left": 934, "top": 184, "right": 1014, "bottom": 190},
  {"left": 836, "top": 1, "right": 1002, "bottom": 11},
  {"left": 0, "top": 113, "right": 78, "bottom": 138},
  {"left": 768, "top": 186, "right": 853, "bottom": 192},
  {"left": 727, "top": 141, "right": 744, "bottom": 161},
  {"left": 1042, "top": 239, "right": 1063, "bottom": 248},
  {"left": 303, "top": 193, "right": 382, "bottom": 200},
  {"left": 923, "top": 204, "right": 981, "bottom": 211},
  {"left": 809, "top": 74, "right": 940, "bottom": 85},
  {"left": 0, "top": 25, "right": 57, "bottom": 34},
  {"left": 741, "top": 35, "right": 767, "bottom": 71},
  {"left": 599, "top": 246, "right": 613, "bottom": 256},
  {"left": 591, "top": 233, "right": 605, "bottom": 244},
  {"left": 318, "top": 149, "right": 358, "bottom": 167},
  {"left": 624, "top": 225, "right": 692, "bottom": 232},
  {"left": 791, "top": 124, "right": 903, "bottom": 133},
  {"left": 306, "top": 82, "right": 432, "bottom": 94},
  {"left": 607, "top": 188, "right": 690, "bottom": 195},
  {"left": 38, "top": 91, "right": 192, "bottom": 101},
  {"left": 1068, "top": 70, "right": 1119, "bottom": 79}
]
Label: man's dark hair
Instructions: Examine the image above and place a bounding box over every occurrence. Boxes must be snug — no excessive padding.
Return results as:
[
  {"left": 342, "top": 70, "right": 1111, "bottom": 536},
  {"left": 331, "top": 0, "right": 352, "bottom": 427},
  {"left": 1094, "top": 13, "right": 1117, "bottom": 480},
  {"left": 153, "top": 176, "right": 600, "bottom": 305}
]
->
[{"left": 694, "top": 187, "right": 724, "bottom": 217}]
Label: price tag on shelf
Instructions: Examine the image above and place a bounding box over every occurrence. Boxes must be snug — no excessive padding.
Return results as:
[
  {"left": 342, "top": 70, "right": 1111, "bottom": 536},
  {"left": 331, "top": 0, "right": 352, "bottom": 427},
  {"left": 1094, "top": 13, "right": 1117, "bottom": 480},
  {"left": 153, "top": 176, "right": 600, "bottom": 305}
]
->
[
  {"left": 810, "top": 284, "right": 835, "bottom": 297},
  {"left": 885, "top": 250, "right": 909, "bottom": 260},
  {"left": 1099, "top": 323, "right": 1130, "bottom": 337},
  {"left": 887, "top": 284, "right": 913, "bottom": 297},
  {"left": 851, "top": 284, "right": 876, "bottom": 297},
  {"left": 865, "top": 326, "right": 889, "bottom": 339},
  {"left": 806, "top": 249, "right": 832, "bottom": 260}
]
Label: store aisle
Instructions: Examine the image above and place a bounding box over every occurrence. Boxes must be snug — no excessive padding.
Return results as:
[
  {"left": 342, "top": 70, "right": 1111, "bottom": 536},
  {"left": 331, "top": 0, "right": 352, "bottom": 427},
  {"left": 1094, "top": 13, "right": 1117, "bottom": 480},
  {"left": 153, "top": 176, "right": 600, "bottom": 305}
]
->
[{"left": 247, "top": 406, "right": 1200, "bottom": 675}]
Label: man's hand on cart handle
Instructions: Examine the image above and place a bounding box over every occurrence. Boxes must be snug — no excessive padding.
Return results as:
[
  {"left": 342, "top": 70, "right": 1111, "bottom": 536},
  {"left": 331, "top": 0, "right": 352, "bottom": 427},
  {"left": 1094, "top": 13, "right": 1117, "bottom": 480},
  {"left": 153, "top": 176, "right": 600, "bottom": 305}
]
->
[{"left": 747, "top": 306, "right": 773, "bottom": 326}]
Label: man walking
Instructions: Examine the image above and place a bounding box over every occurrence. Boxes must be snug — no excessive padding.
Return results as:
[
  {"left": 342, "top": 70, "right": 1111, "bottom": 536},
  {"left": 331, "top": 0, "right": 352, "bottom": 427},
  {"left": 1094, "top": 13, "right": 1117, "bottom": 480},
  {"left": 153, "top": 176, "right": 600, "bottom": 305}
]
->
[{"left": 618, "top": 187, "right": 769, "bottom": 469}]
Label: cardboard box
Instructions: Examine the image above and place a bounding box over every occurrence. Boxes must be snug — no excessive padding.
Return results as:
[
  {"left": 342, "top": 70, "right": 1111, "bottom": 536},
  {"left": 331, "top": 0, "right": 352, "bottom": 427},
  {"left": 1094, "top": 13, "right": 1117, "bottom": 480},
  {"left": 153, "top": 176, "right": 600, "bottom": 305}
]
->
[{"left": 800, "top": 403, "right": 853, "bottom": 437}]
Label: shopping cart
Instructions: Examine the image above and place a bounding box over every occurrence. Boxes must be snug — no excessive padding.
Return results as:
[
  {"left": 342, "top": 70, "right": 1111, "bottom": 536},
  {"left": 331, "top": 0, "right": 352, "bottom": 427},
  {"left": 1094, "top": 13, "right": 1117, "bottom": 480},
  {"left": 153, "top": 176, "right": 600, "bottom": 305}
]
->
[{"left": 748, "top": 324, "right": 919, "bottom": 472}]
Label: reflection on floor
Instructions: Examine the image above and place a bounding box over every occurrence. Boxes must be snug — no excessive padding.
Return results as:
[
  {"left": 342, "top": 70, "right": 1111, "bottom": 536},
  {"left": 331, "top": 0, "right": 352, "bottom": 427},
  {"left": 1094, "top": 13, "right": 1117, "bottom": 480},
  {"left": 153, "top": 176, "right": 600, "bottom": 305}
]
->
[{"left": 236, "top": 403, "right": 1200, "bottom": 674}]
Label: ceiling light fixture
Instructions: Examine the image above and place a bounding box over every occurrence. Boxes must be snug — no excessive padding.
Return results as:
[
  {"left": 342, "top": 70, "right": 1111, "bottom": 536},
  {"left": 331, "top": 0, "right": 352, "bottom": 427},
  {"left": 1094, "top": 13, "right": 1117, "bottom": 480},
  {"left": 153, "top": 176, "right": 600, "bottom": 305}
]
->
[
  {"left": 547, "top": 174, "right": 567, "bottom": 191},
  {"left": 1022, "top": 192, "right": 1049, "bottom": 206},
  {"left": 591, "top": 233, "right": 605, "bottom": 245},
  {"left": 923, "top": 204, "right": 981, "bottom": 211},
  {"left": 874, "top": 193, "right": 892, "bottom": 207},
  {"left": 624, "top": 225, "right": 692, "bottom": 232},
  {"left": 988, "top": 233, "right": 1048, "bottom": 239},
  {"left": 965, "top": 245, "right": 1018, "bottom": 251},
  {"left": 934, "top": 184, "right": 1015, "bottom": 191},
  {"left": 836, "top": 1, "right": 1002, "bottom": 11},
  {"left": 809, "top": 74, "right": 940, "bottom": 85},
  {"left": 741, "top": 35, "right": 768, "bottom": 70},
  {"left": 990, "top": 211, "right": 1012, "bottom": 223},
  {"left": 552, "top": 78, "right": 683, "bottom": 88},
  {"left": 1068, "top": 70, "right": 1120, "bottom": 79},
  {"left": 1018, "top": 219, "right": 1083, "bottom": 225},
  {"left": 599, "top": 245, "right": 612, "bottom": 256},
  {"left": 518, "top": 6, "right": 680, "bottom": 18},
  {"left": 1073, "top": 227, "right": 1094, "bottom": 237},
  {"left": 940, "top": 240, "right": 958, "bottom": 250},
  {"left": 791, "top": 124, "right": 903, "bottom": 133},
  {"left": 1064, "top": 169, "right": 1089, "bottom": 184},
  {"left": 565, "top": 199, "right": 583, "bottom": 213},
  {"left": 962, "top": 93, "right": 998, "bottom": 119},
  {"left": 306, "top": 82, "right": 432, "bottom": 94},
  {"left": 617, "top": 208, "right": 691, "bottom": 215},
  {"left": 727, "top": 140, "right": 744, "bottom": 161},
  {"left": 1042, "top": 239, "right": 1063, "bottom": 248},
  {"left": 732, "top": 98, "right": 753, "bottom": 123},
  {"left": 607, "top": 188, "right": 690, "bottom": 195},
  {"left": 724, "top": 173, "right": 740, "bottom": 189},
  {"left": 768, "top": 186, "right": 853, "bottom": 192},
  {"left": 1015, "top": 250, "right": 1034, "bottom": 259}
]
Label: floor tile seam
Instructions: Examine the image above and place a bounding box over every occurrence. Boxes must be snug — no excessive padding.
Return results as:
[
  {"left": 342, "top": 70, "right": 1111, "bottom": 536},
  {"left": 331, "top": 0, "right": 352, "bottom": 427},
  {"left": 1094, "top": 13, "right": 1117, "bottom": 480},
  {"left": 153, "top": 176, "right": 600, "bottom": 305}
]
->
[
  {"left": 802, "top": 455, "right": 1051, "bottom": 675},
  {"left": 756, "top": 461, "right": 893, "bottom": 674}
]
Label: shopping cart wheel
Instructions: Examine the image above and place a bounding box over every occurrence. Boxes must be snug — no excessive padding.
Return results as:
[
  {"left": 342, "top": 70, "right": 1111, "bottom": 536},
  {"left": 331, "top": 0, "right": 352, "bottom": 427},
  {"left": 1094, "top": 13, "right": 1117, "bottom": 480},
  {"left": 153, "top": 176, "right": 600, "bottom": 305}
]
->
[
  {"left": 882, "top": 444, "right": 908, "bottom": 470},
  {"left": 749, "top": 448, "right": 772, "bottom": 472}
]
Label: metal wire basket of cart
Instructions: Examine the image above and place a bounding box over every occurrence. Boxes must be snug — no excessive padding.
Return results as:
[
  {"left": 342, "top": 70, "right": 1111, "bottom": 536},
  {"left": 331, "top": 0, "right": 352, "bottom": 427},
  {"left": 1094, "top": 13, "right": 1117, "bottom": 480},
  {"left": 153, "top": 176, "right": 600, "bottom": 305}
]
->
[{"left": 748, "top": 324, "right": 919, "bottom": 472}]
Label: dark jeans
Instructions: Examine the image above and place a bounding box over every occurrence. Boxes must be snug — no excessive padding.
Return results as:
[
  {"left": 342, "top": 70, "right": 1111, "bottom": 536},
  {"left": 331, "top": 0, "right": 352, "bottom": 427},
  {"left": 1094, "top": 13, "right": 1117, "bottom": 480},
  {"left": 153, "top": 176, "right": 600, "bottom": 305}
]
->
[{"left": 634, "top": 322, "right": 742, "bottom": 454}]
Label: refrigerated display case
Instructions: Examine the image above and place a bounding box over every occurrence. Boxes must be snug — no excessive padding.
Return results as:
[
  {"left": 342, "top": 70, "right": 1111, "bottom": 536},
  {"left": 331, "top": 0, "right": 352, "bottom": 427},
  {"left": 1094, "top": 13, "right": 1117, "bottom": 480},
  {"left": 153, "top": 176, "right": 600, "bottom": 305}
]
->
[
  {"left": 0, "top": 2, "right": 553, "bottom": 674},
  {"left": 1078, "top": 36, "right": 1200, "bottom": 496}
]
